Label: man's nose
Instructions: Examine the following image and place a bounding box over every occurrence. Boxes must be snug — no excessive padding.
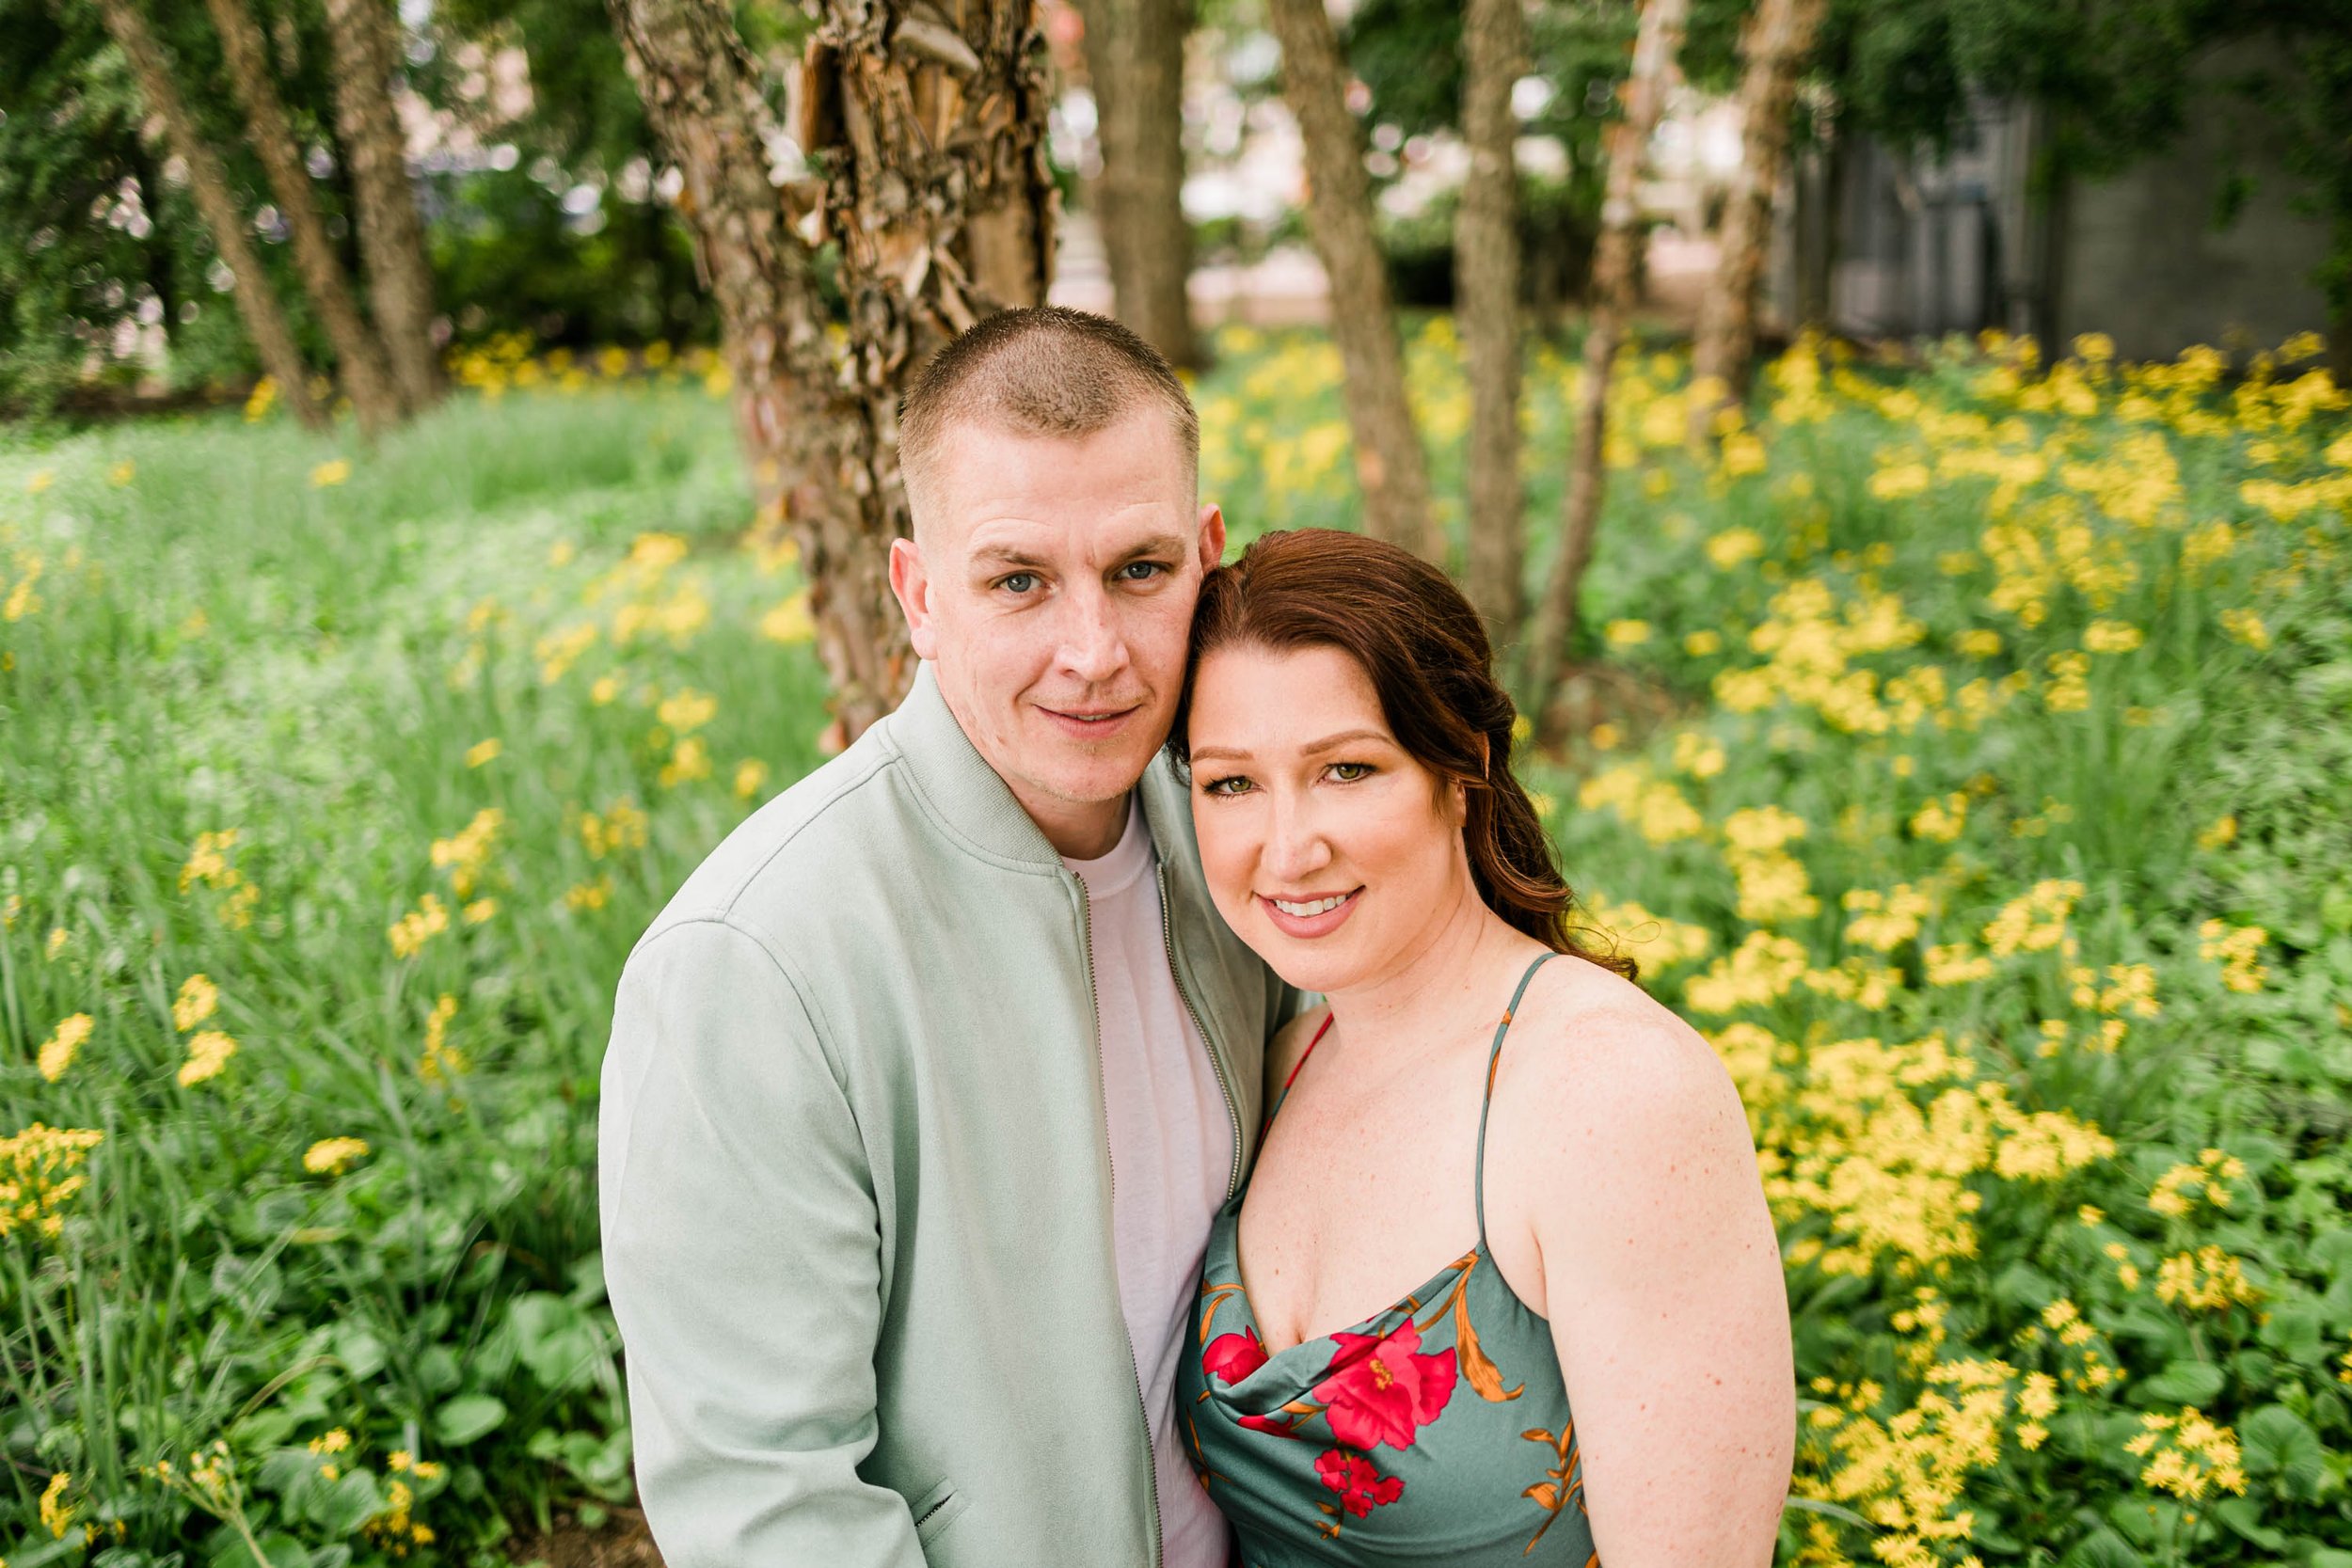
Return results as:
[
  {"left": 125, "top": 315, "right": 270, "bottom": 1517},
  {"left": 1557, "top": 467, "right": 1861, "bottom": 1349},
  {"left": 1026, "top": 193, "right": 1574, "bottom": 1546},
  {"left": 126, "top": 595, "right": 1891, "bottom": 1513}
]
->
[{"left": 1054, "top": 583, "right": 1130, "bottom": 685}]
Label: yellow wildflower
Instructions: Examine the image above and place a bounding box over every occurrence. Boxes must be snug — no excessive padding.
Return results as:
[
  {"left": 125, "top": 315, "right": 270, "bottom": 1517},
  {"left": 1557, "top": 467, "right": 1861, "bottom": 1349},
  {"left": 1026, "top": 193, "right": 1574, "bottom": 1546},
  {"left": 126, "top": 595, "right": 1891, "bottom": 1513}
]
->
[
  {"left": 177, "top": 1030, "right": 237, "bottom": 1086},
  {"left": 36, "top": 1014, "right": 93, "bottom": 1082},
  {"left": 40, "top": 1472, "right": 72, "bottom": 1537},
  {"left": 172, "top": 973, "right": 218, "bottom": 1031},
  {"left": 734, "top": 758, "right": 772, "bottom": 800},
  {"left": 310, "top": 458, "right": 351, "bottom": 487},
  {"left": 389, "top": 894, "right": 450, "bottom": 958},
  {"left": 465, "top": 737, "right": 502, "bottom": 768},
  {"left": 0, "top": 1123, "right": 105, "bottom": 1239},
  {"left": 303, "top": 1137, "right": 369, "bottom": 1176}
]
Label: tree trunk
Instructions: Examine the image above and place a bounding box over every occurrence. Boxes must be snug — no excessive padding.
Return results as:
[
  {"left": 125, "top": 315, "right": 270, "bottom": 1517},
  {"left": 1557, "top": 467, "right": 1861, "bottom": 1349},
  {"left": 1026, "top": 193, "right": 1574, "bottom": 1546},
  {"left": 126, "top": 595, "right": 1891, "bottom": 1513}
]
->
[
  {"left": 1263, "top": 0, "right": 1440, "bottom": 562},
  {"left": 90, "top": 0, "right": 326, "bottom": 431},
  {"left": 1686, "top": 0, "right": 1825, "bottom": 445},
  {"left": 1455, "top": 0, "right": 1525, "bottom": 642},
  {"left": 205, "top": 0, "right": 399, "bottom": 436},
  {"left": 1527, "top": 0, "right": 1687, "bottom": 720},
  {"left": 322, "top": 0, "right": 443, "bottom": 415},
  {"left": 610, "top": 0, "right": 1054, "bottom": 738},
  {"left": 1079, "top": 0, "right": 1200, "bottom": 369}
]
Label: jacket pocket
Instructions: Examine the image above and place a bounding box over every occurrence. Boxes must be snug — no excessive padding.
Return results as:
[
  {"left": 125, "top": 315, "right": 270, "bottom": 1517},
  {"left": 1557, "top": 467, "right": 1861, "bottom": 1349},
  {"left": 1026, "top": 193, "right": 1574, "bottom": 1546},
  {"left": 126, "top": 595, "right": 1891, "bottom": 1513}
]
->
[{"left": 911, "top": 1477, "right": 969, "bottom": 1547}]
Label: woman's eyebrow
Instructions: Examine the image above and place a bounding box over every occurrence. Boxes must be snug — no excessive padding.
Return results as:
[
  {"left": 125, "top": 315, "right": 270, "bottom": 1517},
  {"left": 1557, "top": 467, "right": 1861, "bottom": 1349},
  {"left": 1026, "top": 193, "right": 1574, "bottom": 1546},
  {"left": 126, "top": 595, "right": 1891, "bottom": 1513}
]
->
[{"left": 1189, "top": 729, "right": 1389, "bottom": 765}]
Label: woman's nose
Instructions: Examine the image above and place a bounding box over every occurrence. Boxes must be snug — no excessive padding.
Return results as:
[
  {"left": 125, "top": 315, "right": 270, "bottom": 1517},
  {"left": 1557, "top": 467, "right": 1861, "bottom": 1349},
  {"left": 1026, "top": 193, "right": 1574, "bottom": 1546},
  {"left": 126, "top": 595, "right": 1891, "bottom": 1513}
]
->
[{"left": 1261, "top": 790, "right": 1332, "bottom": 883}]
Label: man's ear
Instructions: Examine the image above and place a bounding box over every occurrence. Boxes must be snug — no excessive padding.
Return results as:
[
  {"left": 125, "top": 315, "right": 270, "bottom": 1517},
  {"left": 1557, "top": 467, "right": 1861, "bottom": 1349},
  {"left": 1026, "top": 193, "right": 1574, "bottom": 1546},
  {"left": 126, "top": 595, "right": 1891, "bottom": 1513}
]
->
[
  {"left": 1196, "top": 501, "right": 1227, "bottom": 572},
  {"left": 889, "top": 536, "right": 940, "bottom": 661}
]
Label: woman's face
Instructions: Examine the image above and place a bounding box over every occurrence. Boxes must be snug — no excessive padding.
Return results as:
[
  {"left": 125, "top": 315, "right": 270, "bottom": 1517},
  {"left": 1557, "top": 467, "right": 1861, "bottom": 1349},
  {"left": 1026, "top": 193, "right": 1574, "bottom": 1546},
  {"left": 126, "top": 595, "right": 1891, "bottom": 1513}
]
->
[{"left": 1186, "top": 641, "right": 1470, "bottom": 996}]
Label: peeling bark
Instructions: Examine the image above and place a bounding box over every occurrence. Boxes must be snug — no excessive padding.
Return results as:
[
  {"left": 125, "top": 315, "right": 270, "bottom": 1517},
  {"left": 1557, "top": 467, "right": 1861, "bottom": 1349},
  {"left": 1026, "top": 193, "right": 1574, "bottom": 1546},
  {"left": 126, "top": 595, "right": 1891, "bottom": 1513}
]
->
[
  {"left": 610, "top": 0, "right": 1054, "bottom": 738},
  {"left": 1263, "top": 0, "right": 1440, "bottom": 562},
  {"left": 206, "top": 0, "right": 399, "bottom": 436},
  {"left": 323, "top": 0, "right": 443, "bottom": 415},
  {"left": 1528, "top": 0, "right": 1688, "bottom": 717},
  {"left": 91, "top": 0, "right": 326, "bottom": 430},
  {"left": 1687, "top": 0, "right": 1826, "bottom": 445}
]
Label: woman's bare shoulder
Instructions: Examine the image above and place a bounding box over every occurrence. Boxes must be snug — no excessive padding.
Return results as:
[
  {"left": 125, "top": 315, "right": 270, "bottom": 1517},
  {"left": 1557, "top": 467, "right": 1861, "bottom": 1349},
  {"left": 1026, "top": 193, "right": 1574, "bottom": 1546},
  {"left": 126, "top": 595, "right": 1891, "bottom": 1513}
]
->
[
  {"left": 1263, "top": 1001, "right": 1334, "bottom": 1101},
  {"left": 1505, "top": 955, "right": 1741, "bottom": 1149}
]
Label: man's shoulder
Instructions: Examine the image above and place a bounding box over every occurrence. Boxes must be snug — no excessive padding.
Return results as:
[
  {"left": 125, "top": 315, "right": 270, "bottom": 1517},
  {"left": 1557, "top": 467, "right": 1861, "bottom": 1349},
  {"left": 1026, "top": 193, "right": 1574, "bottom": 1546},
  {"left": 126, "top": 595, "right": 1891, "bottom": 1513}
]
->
[{"left": 635, "top": 719, "right": 920, "bottom": 951}]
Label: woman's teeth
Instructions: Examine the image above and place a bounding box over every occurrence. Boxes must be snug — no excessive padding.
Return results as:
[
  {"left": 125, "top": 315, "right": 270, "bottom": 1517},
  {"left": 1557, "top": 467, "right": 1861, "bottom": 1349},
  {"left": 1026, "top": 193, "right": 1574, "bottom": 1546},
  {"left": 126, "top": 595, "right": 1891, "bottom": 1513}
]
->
[{"left": 1272, "top": 893, "right": 1350, "bottom": 917}]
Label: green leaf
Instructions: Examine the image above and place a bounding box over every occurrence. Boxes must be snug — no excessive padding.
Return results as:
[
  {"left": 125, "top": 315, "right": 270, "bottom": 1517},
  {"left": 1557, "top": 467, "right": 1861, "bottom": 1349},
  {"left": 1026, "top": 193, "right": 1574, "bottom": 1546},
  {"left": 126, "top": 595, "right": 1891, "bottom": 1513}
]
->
[
  {"left": 435, "top": 1393, "right": 508, "bottom": 1445},
  {"left": 2059, "top": 1524, "right": 2147, "bottom": 1568},
  {"left": 2239, "top": 1403, "right": 2328, "bottom": 1497},
  {"left": 2214, "top": 1497, "right": 2285, "bottom": 1549},
  {"left": 314, "top": 1468, "right": 387, "bottom": 1535},
  {"left": 207, "top": 1533, "right": 310, "bottom": 1568},
  {"left": 1993, "top": 1260, "right": 2061, "bottom": 1310},
  {"left": 2135, "top": 1358, "right": 2225, "bottom": 1405},
  {"left": 333, "top": 1323, "right": 388, "bottom": 1382},
  {"left": 2257, "top": 1296, "right": 2328, "bottom": 1363}
]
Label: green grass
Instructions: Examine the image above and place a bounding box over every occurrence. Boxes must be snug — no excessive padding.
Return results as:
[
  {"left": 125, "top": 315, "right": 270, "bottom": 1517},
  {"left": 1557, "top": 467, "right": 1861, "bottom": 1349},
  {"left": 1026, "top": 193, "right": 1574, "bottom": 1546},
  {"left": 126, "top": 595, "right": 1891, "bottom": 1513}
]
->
[{"left": 4, "top": 327, "right": 2350, "bottom": 1565}]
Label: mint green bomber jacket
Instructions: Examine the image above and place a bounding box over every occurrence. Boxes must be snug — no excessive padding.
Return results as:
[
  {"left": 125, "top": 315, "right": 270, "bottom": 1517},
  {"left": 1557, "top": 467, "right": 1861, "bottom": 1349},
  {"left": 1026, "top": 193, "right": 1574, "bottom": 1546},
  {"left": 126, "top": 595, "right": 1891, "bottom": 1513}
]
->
[{"left": 598, "top": 662, "right": 1295, "bottom": 1567}]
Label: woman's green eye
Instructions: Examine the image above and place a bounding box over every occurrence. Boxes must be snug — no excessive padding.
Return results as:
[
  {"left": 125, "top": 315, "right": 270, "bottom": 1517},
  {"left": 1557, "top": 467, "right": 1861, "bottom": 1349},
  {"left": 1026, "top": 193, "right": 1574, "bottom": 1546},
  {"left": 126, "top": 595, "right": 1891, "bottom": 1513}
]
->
[
  {"left": 1202, "top": 775, "right": 1251, "bottom": 797},
  {"left": 1329, "top": 762, "right": 1373, "bottom": 782}
]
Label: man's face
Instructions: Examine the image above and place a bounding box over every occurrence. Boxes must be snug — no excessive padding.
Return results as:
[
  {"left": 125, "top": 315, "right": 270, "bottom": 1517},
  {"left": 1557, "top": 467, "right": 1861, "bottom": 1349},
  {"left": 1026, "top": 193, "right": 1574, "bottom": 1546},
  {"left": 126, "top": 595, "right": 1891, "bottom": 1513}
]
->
[{"left": 889, "top": 407, "right": 1224, "bottom": 854}]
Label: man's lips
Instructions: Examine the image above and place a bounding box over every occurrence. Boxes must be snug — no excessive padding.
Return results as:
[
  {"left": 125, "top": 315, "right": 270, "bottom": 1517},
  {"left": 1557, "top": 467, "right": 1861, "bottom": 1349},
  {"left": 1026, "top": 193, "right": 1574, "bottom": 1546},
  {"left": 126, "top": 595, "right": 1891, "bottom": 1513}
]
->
[
  {"left": 1259, "top": 887, "right": 1363, "bottom": 938},
  {"left": 1037, "top": 702, "right": 1144, "bottom": 737}
]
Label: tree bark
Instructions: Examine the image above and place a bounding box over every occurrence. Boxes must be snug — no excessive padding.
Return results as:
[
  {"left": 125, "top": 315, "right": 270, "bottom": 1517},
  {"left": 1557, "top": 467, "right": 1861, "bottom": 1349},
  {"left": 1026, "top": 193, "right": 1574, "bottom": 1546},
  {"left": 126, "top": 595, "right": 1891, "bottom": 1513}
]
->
[
  {"left": 1079, "top": 0, "right": 1200, "bottom": 369},
  {"left": 1527, "top": 0, "right": 1687, "bottom": 718},
  {"left": 205, "top": 0, "right": 399, "bottom": 436},
  {"left": 323, "top": 0, "right": 443, "bottom": 414},
  {"left": 90, "top": 0, "right": 326, "bottom": 430},
  {"left": 1686, "top": 0, "right": 1825, "bottom": 445},
  {"left": 1455, "top": 0, "right": 1525, "bottom": 641},
  {"left": 610, "top": 0, "right": 1054, "bottom": 738},
  {"left": 1263, "top": 0, "right": 1440, "bottom": 562}
]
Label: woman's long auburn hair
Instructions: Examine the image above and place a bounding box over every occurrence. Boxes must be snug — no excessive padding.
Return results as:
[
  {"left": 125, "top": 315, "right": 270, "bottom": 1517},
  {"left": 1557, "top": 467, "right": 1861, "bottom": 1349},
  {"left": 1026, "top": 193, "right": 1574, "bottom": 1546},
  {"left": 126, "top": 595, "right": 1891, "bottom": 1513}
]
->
[{"left": 1170, "top": 528, "right": 1635, "bottom": 979}]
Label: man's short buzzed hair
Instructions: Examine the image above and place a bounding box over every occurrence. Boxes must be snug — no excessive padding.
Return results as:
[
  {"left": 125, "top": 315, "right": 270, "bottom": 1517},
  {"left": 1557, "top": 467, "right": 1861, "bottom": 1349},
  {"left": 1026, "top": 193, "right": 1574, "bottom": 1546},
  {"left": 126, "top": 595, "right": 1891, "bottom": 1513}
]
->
[{"left": 898, "top": 306, "right": 1200, "bottom": 529}]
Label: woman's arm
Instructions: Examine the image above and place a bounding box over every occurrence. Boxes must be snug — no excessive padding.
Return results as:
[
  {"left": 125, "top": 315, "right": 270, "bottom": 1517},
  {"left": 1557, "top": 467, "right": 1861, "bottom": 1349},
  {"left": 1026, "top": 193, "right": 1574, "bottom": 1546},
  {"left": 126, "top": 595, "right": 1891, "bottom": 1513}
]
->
[{"left": 1510, "top": 1000, "right": 1795, "bottom": 1568}]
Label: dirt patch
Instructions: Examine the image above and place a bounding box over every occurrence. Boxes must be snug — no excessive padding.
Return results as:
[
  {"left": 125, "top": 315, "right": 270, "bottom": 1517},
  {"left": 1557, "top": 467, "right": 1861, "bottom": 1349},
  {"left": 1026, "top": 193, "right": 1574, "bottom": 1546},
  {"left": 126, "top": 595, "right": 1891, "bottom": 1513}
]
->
[{"left": 507, "top": 1508, "right": 664, "bottom": 1568}]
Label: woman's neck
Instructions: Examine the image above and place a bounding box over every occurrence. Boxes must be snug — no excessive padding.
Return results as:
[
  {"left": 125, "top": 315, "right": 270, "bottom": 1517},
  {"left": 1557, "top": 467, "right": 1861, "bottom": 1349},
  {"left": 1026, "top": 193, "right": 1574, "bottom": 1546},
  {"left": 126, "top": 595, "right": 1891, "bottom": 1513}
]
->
[{"left": 1322, "top": 872, "right": 1543, "bottom": 1060}]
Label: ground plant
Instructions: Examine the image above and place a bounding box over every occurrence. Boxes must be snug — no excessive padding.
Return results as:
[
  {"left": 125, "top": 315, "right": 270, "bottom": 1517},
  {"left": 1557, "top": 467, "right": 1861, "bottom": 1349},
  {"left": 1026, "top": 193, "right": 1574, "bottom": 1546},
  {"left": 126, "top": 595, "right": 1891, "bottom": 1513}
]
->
[{"left": 3, "top": 324, "right": 2348, "bottom": 1565}]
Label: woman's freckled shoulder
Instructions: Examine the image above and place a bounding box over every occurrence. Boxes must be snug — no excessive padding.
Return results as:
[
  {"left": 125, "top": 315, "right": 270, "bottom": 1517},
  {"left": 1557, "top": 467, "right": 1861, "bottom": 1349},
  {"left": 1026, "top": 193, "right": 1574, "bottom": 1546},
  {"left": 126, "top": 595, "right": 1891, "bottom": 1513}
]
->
[
  {"left": 1264, "top": 1002, "right": 1332, "bottom": 1100},
  {"left": 1507, "top": 956, "right": 1738, "bottom": 1132}
]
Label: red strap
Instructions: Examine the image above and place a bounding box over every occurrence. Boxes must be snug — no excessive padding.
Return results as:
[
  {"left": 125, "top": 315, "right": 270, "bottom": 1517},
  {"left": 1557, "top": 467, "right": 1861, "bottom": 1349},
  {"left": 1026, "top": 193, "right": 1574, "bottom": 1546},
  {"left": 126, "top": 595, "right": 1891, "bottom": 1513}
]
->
[{"left": 1282, "top": 1012, "right": 1336, "bottom": 1095}]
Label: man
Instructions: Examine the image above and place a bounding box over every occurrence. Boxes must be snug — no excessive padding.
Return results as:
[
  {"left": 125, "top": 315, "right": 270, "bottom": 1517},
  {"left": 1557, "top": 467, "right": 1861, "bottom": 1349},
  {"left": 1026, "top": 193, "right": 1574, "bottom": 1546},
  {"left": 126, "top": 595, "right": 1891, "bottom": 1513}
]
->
[{"left": 599, "top": 307, "right": 1295, "bottom": 1567}]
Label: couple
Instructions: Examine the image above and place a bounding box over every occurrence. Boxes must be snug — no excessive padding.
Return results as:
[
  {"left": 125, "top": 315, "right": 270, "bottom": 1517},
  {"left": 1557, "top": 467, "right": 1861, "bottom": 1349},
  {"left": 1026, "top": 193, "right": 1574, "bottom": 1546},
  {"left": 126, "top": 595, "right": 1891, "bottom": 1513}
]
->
[{"left": 596, "top": 307, "right": 1794, "bottom": 1568}]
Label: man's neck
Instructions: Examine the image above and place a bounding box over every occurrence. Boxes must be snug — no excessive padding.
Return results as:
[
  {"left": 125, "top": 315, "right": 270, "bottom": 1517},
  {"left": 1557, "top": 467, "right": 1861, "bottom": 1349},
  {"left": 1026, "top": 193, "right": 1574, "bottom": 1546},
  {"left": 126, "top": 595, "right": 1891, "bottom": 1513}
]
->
[{"left": 1025, "top": 788, "right": 1132, "bottom": 861}]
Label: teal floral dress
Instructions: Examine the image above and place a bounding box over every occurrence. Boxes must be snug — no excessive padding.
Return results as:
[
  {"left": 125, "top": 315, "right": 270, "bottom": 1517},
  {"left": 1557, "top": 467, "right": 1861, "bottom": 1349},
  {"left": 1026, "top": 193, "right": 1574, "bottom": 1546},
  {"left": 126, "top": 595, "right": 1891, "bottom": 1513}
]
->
[{"left": 1177, "top": 956, "right": 1599, "bottom": 1566}]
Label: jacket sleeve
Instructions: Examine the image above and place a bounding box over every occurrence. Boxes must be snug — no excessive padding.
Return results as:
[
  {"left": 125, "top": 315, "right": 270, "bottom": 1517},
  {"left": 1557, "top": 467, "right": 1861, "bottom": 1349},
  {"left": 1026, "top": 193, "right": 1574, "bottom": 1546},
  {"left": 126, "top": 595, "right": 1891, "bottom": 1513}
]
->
[{"left": 599, "top": 916, "right": 923, "bottom": 1568}]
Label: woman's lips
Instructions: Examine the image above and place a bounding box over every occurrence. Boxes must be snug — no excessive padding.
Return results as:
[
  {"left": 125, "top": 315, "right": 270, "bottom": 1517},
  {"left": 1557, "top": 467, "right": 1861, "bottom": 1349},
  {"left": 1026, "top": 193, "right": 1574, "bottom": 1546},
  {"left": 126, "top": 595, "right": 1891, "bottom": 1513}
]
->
[{"left": 1259, "top": 887, "right": 1363, "bottom": 939}]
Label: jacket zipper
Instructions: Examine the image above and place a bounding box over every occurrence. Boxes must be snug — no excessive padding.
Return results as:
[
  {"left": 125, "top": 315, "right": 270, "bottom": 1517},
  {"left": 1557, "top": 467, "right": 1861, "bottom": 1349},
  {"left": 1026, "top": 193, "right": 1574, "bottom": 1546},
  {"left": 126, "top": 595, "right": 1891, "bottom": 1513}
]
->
[
  {"left": 1158, "top": 863, "right": 1246, "bottom": 1201},
  {"left": 1068, "top": 869, "right": 1165, "bottom": 1568}
]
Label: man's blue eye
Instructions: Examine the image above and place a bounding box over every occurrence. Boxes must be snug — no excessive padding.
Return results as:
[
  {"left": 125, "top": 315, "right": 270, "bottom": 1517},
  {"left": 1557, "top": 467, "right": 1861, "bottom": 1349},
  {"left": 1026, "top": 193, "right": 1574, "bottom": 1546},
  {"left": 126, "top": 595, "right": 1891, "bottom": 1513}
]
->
[
  {"left": 1001, "top": 573, "right": 1038, "bottom": 594},
  {"left": 1117, "top": 561, "right": 1168, "bottom": 581}
]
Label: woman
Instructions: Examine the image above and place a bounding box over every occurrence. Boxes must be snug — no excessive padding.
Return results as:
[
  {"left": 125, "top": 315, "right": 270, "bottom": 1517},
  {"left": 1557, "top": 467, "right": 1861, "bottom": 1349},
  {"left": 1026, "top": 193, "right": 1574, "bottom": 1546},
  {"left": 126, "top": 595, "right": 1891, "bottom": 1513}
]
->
[{"left": 1170, "top": 530, "right": 1793, "bottom": 1567}]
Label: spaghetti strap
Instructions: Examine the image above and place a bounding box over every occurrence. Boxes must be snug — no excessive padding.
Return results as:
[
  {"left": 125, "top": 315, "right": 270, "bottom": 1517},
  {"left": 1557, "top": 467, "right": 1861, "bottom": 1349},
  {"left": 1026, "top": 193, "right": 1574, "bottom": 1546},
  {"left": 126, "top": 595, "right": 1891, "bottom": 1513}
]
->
[
  {"left": 1475, "top": 954, "right": 1556, "bottom": 1256},
  {"left": 1262, "top": 1010, "right": 1335, "bottom": 1132}
]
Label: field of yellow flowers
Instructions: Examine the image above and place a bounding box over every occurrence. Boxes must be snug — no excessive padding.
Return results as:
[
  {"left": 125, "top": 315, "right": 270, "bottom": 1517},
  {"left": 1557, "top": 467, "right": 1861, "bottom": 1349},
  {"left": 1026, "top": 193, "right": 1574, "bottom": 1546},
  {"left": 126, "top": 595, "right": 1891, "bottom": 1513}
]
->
[{"left": 4, "top": 323, "right": 2350, "bottom": 1565}]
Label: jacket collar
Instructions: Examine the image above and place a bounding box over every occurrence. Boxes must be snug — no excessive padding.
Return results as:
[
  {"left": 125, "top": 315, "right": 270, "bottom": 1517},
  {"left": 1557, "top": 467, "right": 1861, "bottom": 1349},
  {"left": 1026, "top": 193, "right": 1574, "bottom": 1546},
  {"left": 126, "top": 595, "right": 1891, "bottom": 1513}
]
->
[{"left": 889, "top": 661, "right": 1196, "bottom": 872}]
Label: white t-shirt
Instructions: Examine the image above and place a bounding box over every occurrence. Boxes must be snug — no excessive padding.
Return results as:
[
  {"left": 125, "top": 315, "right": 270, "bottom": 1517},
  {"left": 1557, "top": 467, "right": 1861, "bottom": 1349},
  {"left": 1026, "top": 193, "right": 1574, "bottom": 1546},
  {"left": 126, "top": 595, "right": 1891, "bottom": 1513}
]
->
[{"left": 1062, "top": 799, "right": 1236, "bottom": 1568}]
